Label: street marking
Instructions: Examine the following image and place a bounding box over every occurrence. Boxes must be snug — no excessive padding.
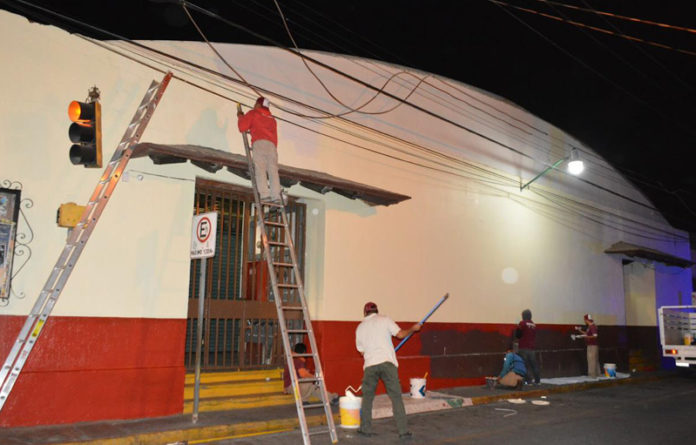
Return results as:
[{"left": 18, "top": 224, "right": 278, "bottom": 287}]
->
[{"left": 495, "top": 408, "right": 518, "bottom": 417}]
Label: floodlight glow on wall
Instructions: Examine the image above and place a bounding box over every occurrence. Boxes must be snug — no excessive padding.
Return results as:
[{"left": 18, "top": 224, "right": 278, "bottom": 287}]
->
[{"left": 520, "top": 148, "right": 584, "bottom": 191}]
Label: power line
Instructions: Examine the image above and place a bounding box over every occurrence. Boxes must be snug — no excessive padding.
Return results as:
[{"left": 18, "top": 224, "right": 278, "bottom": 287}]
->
[
  {"left": 490, "top": 0, "right": 696, "bottom": 57},
  {"left": 5, "top": 0, "right": 689, "bottom": 239},
  {"left": 488, "top": 0, "right": 696, "bottom": 138},
  {"left": 532, "top": 0, "right": 696, "bottom": 35}
]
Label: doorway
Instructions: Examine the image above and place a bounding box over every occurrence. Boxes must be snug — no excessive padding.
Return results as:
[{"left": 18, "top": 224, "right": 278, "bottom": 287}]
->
[{"left": 184, "top": 178, "right": 307, "bottom": 370}]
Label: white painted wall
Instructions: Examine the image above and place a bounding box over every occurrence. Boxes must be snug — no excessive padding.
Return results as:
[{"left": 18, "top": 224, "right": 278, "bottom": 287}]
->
[{"left": 1, "top": 10, "right": 691, "bottom": 325}]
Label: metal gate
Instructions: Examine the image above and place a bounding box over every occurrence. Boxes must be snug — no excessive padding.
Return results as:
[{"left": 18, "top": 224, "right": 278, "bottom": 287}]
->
[{"left": 184, "top": 179, "right": 306, "bottom": 370}]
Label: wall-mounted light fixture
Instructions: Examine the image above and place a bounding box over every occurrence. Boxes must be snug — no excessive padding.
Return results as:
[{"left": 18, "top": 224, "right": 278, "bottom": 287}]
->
[{"left": 520, "top": 148, "right": 584, "bottom": 191}]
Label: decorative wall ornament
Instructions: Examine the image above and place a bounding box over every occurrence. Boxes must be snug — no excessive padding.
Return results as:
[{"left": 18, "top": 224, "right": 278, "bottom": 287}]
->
[{"left": 0, "top": 180, "right": 33, "bottom": 304}]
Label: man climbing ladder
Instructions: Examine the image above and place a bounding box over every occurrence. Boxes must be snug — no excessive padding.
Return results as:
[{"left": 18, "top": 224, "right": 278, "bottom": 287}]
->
[
  {"left": 237, "top": 97, "right": 282, "bottom": 202},
  {"left": 238, "top": 100, "right": 337, "bottom": 444}
]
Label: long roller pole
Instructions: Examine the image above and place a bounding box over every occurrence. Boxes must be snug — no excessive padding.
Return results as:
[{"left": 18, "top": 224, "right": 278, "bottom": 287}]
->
[{"left": 395, "top": 293, "right": 449, "bottom": 352}]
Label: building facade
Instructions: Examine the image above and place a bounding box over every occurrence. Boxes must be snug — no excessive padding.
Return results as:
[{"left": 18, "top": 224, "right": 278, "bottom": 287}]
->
[{"left": 0, "top": 10, "right": 692, "bottom": 427}]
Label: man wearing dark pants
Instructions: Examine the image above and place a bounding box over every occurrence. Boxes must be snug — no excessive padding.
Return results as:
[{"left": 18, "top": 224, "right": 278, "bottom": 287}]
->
[
  {"left": 355, "top": 302, "right": 421, "bottom": 440},
  {"left": 516, "top": 309, "right": 540, "bottom": 385}
]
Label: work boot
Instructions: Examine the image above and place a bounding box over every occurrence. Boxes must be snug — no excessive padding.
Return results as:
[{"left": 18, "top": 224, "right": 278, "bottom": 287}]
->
[{"left": 357, "top": 429, "right": 375, "bottom": 437}]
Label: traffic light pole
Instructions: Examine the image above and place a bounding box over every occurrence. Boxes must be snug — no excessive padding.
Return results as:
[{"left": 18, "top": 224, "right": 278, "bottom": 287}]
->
[{"left": 0, "top": 73, "right": 172, "bottom": 413}]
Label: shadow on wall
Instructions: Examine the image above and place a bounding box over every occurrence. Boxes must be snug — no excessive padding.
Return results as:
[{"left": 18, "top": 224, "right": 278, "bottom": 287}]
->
[{"left": 323, "top": 193, "right": 377, "bottom": 218}]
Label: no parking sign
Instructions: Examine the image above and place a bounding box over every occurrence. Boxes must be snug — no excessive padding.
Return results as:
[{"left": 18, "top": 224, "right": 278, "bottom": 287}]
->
[{"left": 190, "top": 212, "right": 217, "bottom": 259}]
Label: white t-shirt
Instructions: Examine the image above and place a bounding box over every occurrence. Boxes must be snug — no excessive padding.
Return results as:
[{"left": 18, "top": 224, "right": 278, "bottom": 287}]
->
[{"left": 355, "top": 313, "right": 402, "bottom": 369}]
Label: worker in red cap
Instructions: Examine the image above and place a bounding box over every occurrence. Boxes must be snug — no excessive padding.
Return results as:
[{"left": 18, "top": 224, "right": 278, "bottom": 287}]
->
[
  {"left": 237, "top": 97, "right": 281, "bottom": 202},
  {"left": 574, "top": 314, "right": 600, "bottom": 378},
  {"left": 355, "top": 301, "right": 422, "bottom": 440}
]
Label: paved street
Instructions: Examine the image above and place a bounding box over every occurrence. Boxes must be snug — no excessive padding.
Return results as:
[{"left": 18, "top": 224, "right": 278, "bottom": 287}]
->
[{"left": 216, "top": 374, "right": 696, "bottom": 445}]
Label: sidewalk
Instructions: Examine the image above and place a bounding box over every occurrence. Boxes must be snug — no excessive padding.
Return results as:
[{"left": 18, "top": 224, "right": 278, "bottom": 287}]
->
[{"left": 0, "top": 372, "right": 667, "bottom": 445}]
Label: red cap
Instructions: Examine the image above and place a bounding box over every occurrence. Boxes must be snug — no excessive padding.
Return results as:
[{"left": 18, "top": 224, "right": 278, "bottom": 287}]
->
[
  {"left": 364, "top": 302, "right": 378, "bottom": 314},
  {"left": 255, "top": 97, "right": 270, "bottom": 108},
  {"left": 584, "top": 313, "right": 593, "bottom": 321}
]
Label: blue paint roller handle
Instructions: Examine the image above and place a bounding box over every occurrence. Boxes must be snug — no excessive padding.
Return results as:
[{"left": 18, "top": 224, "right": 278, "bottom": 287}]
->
[{"left": 395, "top": 293, "right": 449, "bottom": 352}]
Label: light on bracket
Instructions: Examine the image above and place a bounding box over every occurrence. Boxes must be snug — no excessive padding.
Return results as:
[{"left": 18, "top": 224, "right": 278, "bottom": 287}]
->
[{"left": 520, "top": 148, "right": 584, "bottom": 191}]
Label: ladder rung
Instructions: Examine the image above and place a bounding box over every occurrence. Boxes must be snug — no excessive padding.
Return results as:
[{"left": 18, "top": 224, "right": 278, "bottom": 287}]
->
[
  {"left": 278, "top": 283, "right": 299, "bottom": 288},
  {"left": 294, "top": 353, "right": 313, "bottom": 358},
  {"left": 268, "top": 241, "right": 289, "bottom": 247},
  {"left": 309, "top": 427, "right": 332, "bottom": 436},
  {"left": 261, "top": 201, "right": 284, "bottom": 207},
  {"left": 264, "top": 221, "right": 284, "bottom": 227},
  {"left": 298, "top": 377, "right": 318, "bottom": 383},
  {"left": 302, "top": 402, "right": 324, "bottom": 409},
  {"left": 273, "top": 262, "right": 294, "bottom": 267},
  {"left": 288, "top": 329, "right": 309, "bottom": 334},
  {"left": 281, "top": 305, "right": 304, "bottom": 311}
]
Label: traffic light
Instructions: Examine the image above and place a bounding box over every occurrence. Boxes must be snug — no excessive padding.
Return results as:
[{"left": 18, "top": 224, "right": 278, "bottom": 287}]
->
[{"left": 68, "top": 93, "right": 102, "bottom": 168}]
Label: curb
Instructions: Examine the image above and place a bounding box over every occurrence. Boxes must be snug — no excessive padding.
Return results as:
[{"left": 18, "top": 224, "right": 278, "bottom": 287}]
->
[
  {"left": 469, "top": 373, "right": 665, "bottom": 405},
  {"left": 58, "top": 374, "right": 667, "bottom": 444}
]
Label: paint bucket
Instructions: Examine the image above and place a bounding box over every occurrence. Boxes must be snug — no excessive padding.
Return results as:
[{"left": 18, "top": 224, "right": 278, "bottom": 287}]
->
[
  {"left": 339, "top": 396, "right": 361, "bottom": 429},
  {"left": 603, "top": 363, "right": 616, "bottom": 378},
  {"left": 410, "top": 377, "right": 427, "bottom": 398},
  {"left": 684, "top": 333, "right": 693, "bottom": 345}
]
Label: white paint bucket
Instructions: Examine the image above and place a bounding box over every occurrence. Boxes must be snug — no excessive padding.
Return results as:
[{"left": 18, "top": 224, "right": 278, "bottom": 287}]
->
[
  {"left": 410, "top": 377, "right": 426, "bottom": 398},
  {"left": 603, "top": 363, "right": 616, "bottom": 378},
  {"left": 339, "top": 396, "right": 361, "bottom": 429}
]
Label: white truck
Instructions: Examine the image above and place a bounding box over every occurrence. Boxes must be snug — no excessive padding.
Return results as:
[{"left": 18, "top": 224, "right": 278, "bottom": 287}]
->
[{"left": 658, "top": 306, "right": 696, "bottom": 368}]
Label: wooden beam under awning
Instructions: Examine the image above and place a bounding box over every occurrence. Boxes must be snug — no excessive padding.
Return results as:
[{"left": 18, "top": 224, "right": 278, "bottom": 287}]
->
[
  {"left": 604, "top": 241, "right": 694, "bottom": 268},
  {"left": 131, "top": 143, "right": 411, "bottom": 207}
]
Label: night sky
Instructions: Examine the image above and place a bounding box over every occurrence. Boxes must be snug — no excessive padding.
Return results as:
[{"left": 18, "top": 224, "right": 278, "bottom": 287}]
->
[{"left": 2, "top": 0, "right": 695, "bottom": 236}]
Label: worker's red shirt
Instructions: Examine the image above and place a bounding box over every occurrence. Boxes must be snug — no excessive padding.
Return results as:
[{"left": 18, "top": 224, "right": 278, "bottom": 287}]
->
[
  {"left": 238, "top": 107, "right": 277, "bottom": 146},
  {"left": 585, "top": 323, "right": 598, "bottom": 346},
  {"left": 517, "top": 319, "right": 536, "bottom": 349}
]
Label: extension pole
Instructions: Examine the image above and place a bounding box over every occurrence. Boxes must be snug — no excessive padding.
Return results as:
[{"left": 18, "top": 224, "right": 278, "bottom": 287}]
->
[{"left": 395, "top": 293, "right": 449, "bottom": 352}]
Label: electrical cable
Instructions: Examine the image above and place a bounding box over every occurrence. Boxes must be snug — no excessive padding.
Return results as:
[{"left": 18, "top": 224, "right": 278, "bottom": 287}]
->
[
  {"left": 5, "top": 0, "right": 688, "bottom": 240},
  {"left": 488, "top": 0, "right": 696, "bottom": 138},
  {"left": 541, "top": 0, "right": 689, "bottom": 103},
  {"left": 490, "top": 0, "right": 696, "bottom": 57},
  {"left": 532, "top": 0, "right": 696, "bottom": 35},
  {"left": 579, "top": 0, "right": 694, "bottom": 92}
]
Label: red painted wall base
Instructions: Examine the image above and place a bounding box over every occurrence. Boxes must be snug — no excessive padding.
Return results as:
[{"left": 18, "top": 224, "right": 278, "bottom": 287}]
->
[
  {"left": 0, "top": 316, "right": 186, "bottom": 427},
  {"left": 312, "top": 320, "right": 660, "bottom": 396},
  {"left": 0, "top": 316, "right": 658, "bottom": 427}
]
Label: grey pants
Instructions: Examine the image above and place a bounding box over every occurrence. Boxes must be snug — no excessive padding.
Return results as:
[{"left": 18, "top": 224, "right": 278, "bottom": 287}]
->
[
  {"left": 252, "top": 139, "right": 281, "bottom": 200},
  {"left": 518, "top": 348, "right": 540, "bottom": 383},
  {"left": 360, "top": 362, "right": 408, "bottom": 435},
  {"left": 587, "top": 344, "right": 601, "bottom": 377}
]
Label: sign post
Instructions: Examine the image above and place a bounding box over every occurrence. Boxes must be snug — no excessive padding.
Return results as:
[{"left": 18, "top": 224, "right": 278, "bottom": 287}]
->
[{"left": 190, "top": 212, "right": 217, "bottom": 423}]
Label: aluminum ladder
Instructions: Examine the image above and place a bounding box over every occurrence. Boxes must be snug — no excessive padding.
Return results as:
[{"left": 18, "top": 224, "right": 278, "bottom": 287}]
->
[
  {"left": 0, "top": 72, "right": 173, "bottom": 413},
  {"left": 238, "top": 105, "right": 338, "bottom": 444}
]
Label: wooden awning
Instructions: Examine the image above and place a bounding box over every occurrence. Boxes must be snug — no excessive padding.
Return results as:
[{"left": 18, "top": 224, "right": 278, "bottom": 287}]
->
[
  {"left": 604, "top": 241, "right": 694, "bottom": 268},
  {"left": 131, "top": 143, "right": 410, "bottom": 207}
]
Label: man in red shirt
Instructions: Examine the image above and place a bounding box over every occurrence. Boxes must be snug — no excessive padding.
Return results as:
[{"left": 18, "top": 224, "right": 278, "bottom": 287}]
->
[
  {"left": 516, "top": 309, "right": 540, "bottom": 385},
  {"left": 237, "top": 97, "right": 281, "bottom": 202},
  {"left": 575, "top": 313, "right": 600, "bottom": 378},
  {"left": 283, "top": 343, "right": 338, "bottom": 405}
]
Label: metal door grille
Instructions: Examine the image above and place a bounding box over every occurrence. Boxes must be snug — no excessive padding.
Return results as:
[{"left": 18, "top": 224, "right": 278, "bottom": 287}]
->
[{"left": 185, "top": 179, "right": 306, "bottom": 370}]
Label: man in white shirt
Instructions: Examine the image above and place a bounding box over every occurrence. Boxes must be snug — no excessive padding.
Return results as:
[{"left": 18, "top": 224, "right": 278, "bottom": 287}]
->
[{"left": 355, "top": 301, "right": 422, "bottom": 439}]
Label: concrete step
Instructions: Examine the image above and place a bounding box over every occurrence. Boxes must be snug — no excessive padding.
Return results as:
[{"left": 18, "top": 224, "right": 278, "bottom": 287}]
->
[
  {"left": 183, "top": 379, "right": 284, "bottom": 399},
  {"left": 183, "top": 393, "right": 293, "bottom": 413},
  {"left": 184, "top": 368, "right": 291, "bottom": 413},
  {"left": 184, "top": 369, "right": 282, "bottom": 384}
]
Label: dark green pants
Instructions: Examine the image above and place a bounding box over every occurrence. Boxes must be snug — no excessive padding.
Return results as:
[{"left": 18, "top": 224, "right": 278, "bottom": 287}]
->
[{"left": 360, "top": 362, "right": 408, "bottom": 435}]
